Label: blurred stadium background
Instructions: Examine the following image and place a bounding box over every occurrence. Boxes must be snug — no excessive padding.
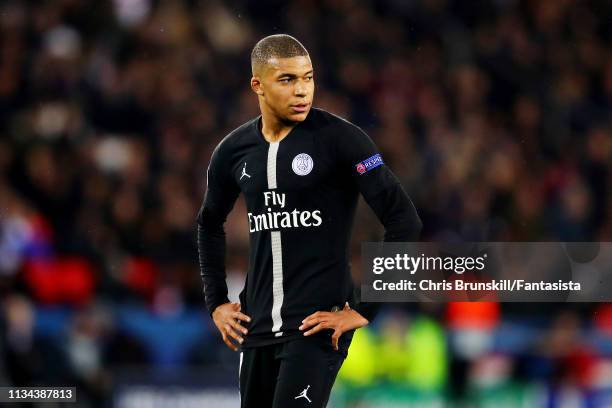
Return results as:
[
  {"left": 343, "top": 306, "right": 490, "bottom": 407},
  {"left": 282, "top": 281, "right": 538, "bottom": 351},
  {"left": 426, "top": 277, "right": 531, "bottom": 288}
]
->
[{"left": 1, "top": 0, "right": 612, "bottom": 406}]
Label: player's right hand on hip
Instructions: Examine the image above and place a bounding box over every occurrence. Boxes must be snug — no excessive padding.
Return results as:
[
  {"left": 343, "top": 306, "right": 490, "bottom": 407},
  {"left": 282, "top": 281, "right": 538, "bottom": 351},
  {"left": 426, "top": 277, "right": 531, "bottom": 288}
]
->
[{"left": 212, "top": 302, "right": 251, "bottom": 351}]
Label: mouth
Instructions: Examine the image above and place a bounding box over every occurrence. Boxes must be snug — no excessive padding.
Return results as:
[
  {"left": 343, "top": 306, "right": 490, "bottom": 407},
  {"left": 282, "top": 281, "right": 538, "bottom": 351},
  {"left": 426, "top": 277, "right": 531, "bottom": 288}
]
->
[{"left": 290, "top": 103, "right": 310, "bottom": 113}]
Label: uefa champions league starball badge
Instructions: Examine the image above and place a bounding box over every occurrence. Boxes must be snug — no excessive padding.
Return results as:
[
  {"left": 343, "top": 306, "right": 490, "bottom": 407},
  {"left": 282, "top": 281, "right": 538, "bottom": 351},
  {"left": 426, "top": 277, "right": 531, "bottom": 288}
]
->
[{"left": 292, "top": 153, "right": 314, "bottom": 176}]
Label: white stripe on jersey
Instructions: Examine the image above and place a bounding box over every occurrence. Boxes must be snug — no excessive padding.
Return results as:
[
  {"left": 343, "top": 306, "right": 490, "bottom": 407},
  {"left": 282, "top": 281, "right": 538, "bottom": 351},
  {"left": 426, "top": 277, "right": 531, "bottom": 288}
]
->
[
  {"left": 267, "top": 141, "right": 284, "bottom": 335},
  {"left": 267, "top": 142, "right": 279, "bottom": 189},
  {"left": 270, "top": 231, "right": 284, "bottom": 333},
  {"left": 238, "top": 351, "right": 243, "bottom": 400}
]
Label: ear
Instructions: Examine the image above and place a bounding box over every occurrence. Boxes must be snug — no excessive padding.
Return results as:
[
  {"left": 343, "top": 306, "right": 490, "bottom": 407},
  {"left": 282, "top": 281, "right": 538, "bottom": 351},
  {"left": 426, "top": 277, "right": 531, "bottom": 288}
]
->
[{"left": 251, "top": 76, "right": 264, "bottom": 96}]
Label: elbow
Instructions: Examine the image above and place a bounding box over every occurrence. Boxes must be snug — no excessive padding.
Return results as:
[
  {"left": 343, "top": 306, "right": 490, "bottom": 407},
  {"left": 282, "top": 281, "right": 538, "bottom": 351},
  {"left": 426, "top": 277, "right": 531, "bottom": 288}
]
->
[
  {"left": 413, "top": 215, "right": 423, "bottom": 239},
  {"left": 196, "top": 207, "right": 205, "bottom": 227},
  {"left": 196, "top": 208, "right": 224, "bottom": 233},
  {"left": 384, "top": 215, "right": 423, "bottom": 242},
  {"left": 405, "top": 211, "right": 423, "bottom": 241}
]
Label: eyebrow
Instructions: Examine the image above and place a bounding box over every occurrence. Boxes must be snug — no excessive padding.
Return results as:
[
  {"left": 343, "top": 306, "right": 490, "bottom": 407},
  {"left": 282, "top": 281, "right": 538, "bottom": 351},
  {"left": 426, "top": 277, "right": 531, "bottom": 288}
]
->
[{"left": 277, "top": 70, "right": 314, "bottom": 78}]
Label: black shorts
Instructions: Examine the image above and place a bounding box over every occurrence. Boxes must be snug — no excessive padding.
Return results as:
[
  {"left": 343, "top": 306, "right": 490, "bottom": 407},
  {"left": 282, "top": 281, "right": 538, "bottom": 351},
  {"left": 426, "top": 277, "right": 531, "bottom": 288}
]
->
[{"left": 239, "top": 331, "right": 353, "bottom": 408}]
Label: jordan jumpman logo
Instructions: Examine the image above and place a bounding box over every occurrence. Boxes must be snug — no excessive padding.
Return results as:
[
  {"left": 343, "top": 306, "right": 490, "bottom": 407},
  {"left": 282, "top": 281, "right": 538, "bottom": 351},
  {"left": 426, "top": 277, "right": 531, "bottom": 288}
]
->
[
  {"left": 240, "top": 162, "right": 251, "bottom": 180},
  {"left": 294, "top": 385, "right": 311, "bottom": 403}
]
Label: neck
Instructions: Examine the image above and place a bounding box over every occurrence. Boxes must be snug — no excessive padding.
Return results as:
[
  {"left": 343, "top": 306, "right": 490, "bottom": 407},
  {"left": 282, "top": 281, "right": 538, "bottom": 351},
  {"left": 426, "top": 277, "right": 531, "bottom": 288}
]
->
[{"left": 259, "top": 104, "right": 297, "bottom": 143}]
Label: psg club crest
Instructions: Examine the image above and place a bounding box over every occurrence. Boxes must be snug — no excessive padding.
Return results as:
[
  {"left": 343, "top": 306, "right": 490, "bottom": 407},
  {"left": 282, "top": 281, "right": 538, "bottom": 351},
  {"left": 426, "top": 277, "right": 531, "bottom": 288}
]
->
[{"left": 292, "top": 153, "right": 314, "bottom": 176}]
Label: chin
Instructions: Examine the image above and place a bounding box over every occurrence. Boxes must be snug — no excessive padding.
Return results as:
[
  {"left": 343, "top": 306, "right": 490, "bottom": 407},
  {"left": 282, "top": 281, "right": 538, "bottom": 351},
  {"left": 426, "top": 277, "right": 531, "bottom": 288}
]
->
[{"left": 287, "top": 110, "right": 310, "bottom": 122}]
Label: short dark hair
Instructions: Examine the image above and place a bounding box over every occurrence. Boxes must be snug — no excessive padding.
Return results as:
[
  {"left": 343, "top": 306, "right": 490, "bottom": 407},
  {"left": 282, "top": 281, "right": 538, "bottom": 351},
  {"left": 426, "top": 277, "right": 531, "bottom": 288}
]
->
[{"left": 251, "top": 34, "right": 309, "bottom": 75}]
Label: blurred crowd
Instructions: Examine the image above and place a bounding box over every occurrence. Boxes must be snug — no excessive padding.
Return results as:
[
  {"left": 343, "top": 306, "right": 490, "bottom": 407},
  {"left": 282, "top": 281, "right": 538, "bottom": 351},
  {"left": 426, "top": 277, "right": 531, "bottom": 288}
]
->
[{"left": 1, "top": 0, "right": 612, "bottom": 405}]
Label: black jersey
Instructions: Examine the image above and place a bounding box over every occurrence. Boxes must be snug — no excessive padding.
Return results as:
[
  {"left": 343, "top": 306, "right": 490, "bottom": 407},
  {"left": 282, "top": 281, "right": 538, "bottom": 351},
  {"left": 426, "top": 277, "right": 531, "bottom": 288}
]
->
[{"left": 197, "top": 108, "right": 421, "bottom": 348}]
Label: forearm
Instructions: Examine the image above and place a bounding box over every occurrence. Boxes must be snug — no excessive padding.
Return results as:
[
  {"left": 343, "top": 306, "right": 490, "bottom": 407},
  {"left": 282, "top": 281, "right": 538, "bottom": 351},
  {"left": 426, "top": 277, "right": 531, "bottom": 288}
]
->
[
  {"left": 197, "top": 218, "right": 230, "bottom": 316},
  {"left": 351, "top": 285, "right": 378, "bottom": 323},
  {"left": 354, "top": 183, "right": 422, "bottom": 322},
  {"left": 371, "top": 182, "right": 423, "bottom": 242}
]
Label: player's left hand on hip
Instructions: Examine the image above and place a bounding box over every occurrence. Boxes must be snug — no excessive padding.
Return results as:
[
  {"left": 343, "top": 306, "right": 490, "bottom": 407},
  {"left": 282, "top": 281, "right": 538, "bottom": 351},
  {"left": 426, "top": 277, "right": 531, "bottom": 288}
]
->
[{"left": 299, "top": 302, "right": 369, "bottom": 351}]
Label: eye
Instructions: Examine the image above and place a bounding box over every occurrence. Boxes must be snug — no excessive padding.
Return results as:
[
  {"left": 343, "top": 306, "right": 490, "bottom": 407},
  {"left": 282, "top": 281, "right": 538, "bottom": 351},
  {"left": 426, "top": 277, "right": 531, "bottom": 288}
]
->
[
  {"left": 279, "top": 78, "right": 291, "bottom": 83},
  {"left": 305, "top": 75, "right": 313, "bottom": 81}
]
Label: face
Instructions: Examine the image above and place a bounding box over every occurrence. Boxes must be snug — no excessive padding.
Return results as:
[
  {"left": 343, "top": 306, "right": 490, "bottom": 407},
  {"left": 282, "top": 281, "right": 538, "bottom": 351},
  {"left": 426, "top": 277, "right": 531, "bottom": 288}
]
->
[{"left": 251, "top": 55, "right": 314, "bottom": 123}]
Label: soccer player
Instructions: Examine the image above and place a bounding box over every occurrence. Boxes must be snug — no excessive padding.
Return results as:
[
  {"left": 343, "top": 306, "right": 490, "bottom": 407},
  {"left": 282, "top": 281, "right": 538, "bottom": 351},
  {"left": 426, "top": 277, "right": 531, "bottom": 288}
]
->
[{"left": 197, "top": 34, "right": 422, "bottom": 407}]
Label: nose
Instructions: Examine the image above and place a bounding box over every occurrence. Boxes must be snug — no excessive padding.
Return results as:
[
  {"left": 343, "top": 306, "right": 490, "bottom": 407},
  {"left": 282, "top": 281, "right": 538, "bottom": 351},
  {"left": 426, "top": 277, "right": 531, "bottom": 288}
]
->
[{"left": 294, "top": 81, "right": 307, "bottom": 96}]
